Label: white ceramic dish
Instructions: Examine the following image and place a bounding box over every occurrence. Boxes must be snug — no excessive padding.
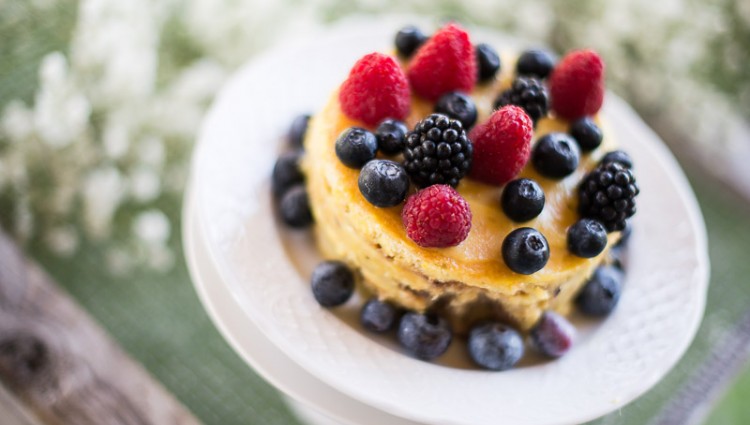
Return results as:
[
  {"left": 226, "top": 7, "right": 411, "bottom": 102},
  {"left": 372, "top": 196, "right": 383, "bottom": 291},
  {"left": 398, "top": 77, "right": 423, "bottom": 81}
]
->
[{"left": 187, "top": 17, "right": 709, "bottom": 425}]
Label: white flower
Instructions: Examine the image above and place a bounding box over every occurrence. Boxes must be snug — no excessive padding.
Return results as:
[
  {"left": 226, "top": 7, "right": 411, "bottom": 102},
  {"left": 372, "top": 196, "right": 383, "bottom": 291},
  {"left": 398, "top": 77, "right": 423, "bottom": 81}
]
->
[
  {"left": 133, "top": 209, "right": 171, "bottom": 245},
  {"left": 1, "top": 101, "right": 34, "bottom": 143},
  {"left": 82, "top": 166, "right": 126, "bottom": 239}
]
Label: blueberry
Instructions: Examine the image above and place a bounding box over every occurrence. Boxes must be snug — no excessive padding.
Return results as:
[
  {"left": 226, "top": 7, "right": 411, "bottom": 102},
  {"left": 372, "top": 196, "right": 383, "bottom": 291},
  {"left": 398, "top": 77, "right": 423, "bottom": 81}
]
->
[
  {"left": 615, "top": 220, "right": 632, "bottom": 248},
  {"left": 271, "top": 151, "right": 304, "bottom": 198},
  {"left": 567, "top": 218, "right": 608, "bottom": 258},
  {"left": 311, "top": 261, "right": 355, "bottom": 307},
  {"left": 576, "top": 265, "right": 623, "bottom": 316},
  {"left": 397, "top": 312, "right": 452, "bottom": 360},
  {"left": 516, "top": 49, "right": 556, "bottom": 79},
  {"left": 395, "top": 25, "right": 428, "bottom": 58},
  {"left": 502, "top": 227, "right": 550, "bottom": 274},
  {"left": 532, "top": 133, "right": 581, "bottom": 179},
  {"left": 434, "top": 92, "right": 478, "bottom": 129},
  {"left": 279, "top": 184, "right": 313, "bottom": 228},
  {"left": 569, "top": 117, "right": 603, "bottom": 152},
  {"left": 501, "top": 178, "right": 545, "bottom": 222},
  {"left": 288, "top": 114, "right": 310, "bottom": 149},
  {"left": 467, "top": 322, "right": 524, "bottom": 371},
  {"left": 475, "top": 43, "right": 501, "bottom": 82},
  {"left": 361, "top": 299, "right": 399, "bottom": 333},
  {"left": 530, "top": 311, "right": 576, "bottom": 358},
  {"left": 375, "top": 119, "right": 408, "bottom": 155},
  {"left": 358, "top": 159, "right": 410, "bottom": 207},
  {"left": 335, "top": 127, "right": 378, "bottom": 169},
  {"left": 600, "top": 150, "right": 634, "bottom": 169}
]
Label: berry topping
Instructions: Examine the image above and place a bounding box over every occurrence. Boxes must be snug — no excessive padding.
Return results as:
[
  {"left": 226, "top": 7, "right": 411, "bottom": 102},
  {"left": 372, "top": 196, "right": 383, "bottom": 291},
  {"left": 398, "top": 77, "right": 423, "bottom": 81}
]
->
[
  {"left": 339, "top": 52, "right": 410, "bottom": 126},
  {"left": 516, "top": 49, "right": 556, "bottom": 79},
  {"left": 502, "top": 227, "right": 550, "bottom": 274},
  {"left": 567, "top": 218, "right": 608, "bottom": 258},
  {"left": 579, "top": 161, "right": 639, "bottom": 232},
  {"left": 531, "top": 133, "right": 581, "bottom": 179},
  {"left": 271, "top": 150, "right": 304, "bottom": 198},
  {"left": 358, "top": 159, "right": 410, "bottom": 208},
  {"left": 467, "top": 322, "right": 524, "bottom": 371},
  {"left": 402, "top": 185, "right": 472, "bottom": 248},
  {"left": 549, "top": 49, "right": 605, "bottom": 120},
  {"left": 600, "top": 150, "right": 634, "bottom": 169},
  {"left": 279, "top": 185, "right": 313, "bottom": 228},
  {"left": 375, "top": 119, "right": 408, "bottom": 155},
  {"left": 576, "top": 265, "right": 623, "bottom": 316},
  {"left": 403, "top": 114, "right": 472, "bottom": 188},
  {"left": 434, "top": 92, "right": 478, "bottom": 129},
  {"left": 530, "top": 311, "right": 575, "bottom": 358},
  {"left": 288, "top": 114, "right": 310, "bottom": 149},
  {"left": 397, "top": 312, "right": 452, "bottom": 360},
  {"left": 335, "top": 127, "right": 378, "bottom": 169},
  {"left": 476, "top": 43, "right": 501, "bottom": 82},
  {"left": 361, "top": 299, "right": 399, "bottom": 333},
  {"left": 569, "top": 117, "right": 603, "bottom": 152},
  {"left": 501, "top": 178, "right": 545, "bottom": 222},
  {"left": 395, "top": 25, "right": 428, "bottom": 58},
  {"left": 494, "top": 77, "right": 549, "bottom": 123},
  {"left": 469, "top": 105, "right": 533, "bottom": 186},
  {"left": 311, "top": 261, "right": 355, "bottom": 307},
  {"left": 407, "top": 23, "right": 477, "bottom": 101}
]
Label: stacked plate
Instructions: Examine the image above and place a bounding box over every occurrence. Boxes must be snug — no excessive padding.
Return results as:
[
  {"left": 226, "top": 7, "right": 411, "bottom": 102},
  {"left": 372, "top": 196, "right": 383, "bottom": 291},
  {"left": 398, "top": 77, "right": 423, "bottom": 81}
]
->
[{"left": 183, "top": 17, "right": 709, "bottom": 425}]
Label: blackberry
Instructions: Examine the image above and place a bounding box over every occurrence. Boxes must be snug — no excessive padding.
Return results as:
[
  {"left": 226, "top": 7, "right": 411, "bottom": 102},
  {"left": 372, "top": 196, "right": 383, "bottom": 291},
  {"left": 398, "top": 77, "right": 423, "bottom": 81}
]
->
[
  {"left": 494, "top": 77, "right": 549, "bottom": 123},
  {"left": 403, "top": 114, "right": 472, "bottom": 188},
  {"left": 579, "top": 162, "right": 639, "bottom": 232}
]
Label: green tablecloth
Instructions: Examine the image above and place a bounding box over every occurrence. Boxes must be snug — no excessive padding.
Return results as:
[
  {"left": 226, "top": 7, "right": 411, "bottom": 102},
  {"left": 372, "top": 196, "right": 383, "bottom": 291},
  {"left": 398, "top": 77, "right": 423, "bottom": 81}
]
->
[{"left": 3, "top": 2, "right": 750, "bottom": 424}]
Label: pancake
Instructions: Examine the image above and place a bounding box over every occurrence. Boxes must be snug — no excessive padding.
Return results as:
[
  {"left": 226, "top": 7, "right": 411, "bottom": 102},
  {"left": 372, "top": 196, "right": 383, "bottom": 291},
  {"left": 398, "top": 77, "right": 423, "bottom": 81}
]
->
[{"left": 302, "top": 54, "right": 622, "bottom": 333}]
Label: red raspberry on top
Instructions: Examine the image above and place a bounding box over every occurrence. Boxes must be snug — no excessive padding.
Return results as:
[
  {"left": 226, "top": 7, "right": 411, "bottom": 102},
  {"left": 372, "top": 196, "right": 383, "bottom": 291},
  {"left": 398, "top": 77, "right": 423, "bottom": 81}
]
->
[
  {"left": 469, "top": 105, "right": 534, "bottom": 186},
  {"left": 402, "top": 185, "right": 472, "bottom": 248},
  {"left": 339, "top": 52, "right": 410, "bottom": 127},
  {"left": 549, "top": 49, "right": 605, "bottom": 120},
  {"left": 407, "top": 23, "right": 477, "bottom": 101}
]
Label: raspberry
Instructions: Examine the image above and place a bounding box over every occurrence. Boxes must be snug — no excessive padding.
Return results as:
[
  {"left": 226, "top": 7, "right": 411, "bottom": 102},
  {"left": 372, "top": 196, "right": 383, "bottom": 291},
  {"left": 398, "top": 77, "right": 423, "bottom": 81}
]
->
[
  {"left": 339, "top": 53, "right": 410, "bottom": 127},
  {"left": 549, "top": 49, "right": 605, "bottom": 120},
  {"left": 402, "top": 185, "right": 472, "bottom": 248},
  {"left": 468, "top": 105, "right": 533, "bottom": 186},
  {"left": 407, "top": 23, "right": 477, "bottom": 101}
]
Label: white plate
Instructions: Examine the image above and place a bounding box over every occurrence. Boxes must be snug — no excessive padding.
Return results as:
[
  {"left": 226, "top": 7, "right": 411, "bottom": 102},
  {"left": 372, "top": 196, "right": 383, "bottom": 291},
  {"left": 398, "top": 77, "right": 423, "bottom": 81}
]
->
[{"left": 188, "top": 17, "right": 710, "bottom": 425}]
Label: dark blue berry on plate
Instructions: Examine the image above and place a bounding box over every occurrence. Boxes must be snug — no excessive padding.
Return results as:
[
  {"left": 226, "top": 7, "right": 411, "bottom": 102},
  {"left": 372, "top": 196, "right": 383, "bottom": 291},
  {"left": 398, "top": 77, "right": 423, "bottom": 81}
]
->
[
  {"left": 272, "top": 150, "right": 304, "bottom": 198},
  {"left": 335, "top": 127, "right": 378, "bottom": 169},
  {"left": 600, "top": 150, "right": 634, "bottom": 169},
  {"left": 288, "top": 114, "right": 310, "bottom": 149},
  {"left": 476, "top": 43, "right": 501, "bottom": 82},
  {"left": 567, "top": 218, "right": 608, "bottom": 258},
  {"left": 494, "top": 77, "right": 549, "bottom": 123},
  {"left": 434, "top": 92, "right": 478, "bottom": 129},
  {"left": 502, "top": 227, "right": 550, "bottom": 274},
  {"left": 576, "top": 265, "right": 623, "bottom": 316},
  {"left": 395, "top": 25, "right": 428, "bottom": 58},
  {"left": 467, "top": 322, "right": 524, "bottom": 371},
  {"left": 358, "top": 159, "right": 410, "bottom": 207},
  {"left": 397, "top": 312, "right": 452, "bottom": 360},
  {"left": 615, "top": 220, "right": 632, "bottom": 248},
  {"left": 579, "top": 161, "right": 639, "bottom": 232},
  {"left": 501, "top": 178, "right": 545, "bottom": 222},
  {"left": 531, "top": 133, "right": 580, "bottom": 179},
  {"left": 516, "top": 49, "right": 556, "bottom": 79},
  {"left": 279, "top": 184, "right": 313, "bottom": 228},
  {"left": 361, "top": 299, "right": 399, "bottom": 333},
  {"left": 311, "top": 261, "right": 355, "bottom": 307},
  {"left": 569, "top": 117, "right": 603, "bottom": 152},
  {"left": 375, "top": 119, "right": 409, "bottom": 155},
  {"left": 530, "top": 311, "right": 575, "bottom": 358},
  {"left": 403, "top": 114, "right": 473, "bottom": 188}
]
